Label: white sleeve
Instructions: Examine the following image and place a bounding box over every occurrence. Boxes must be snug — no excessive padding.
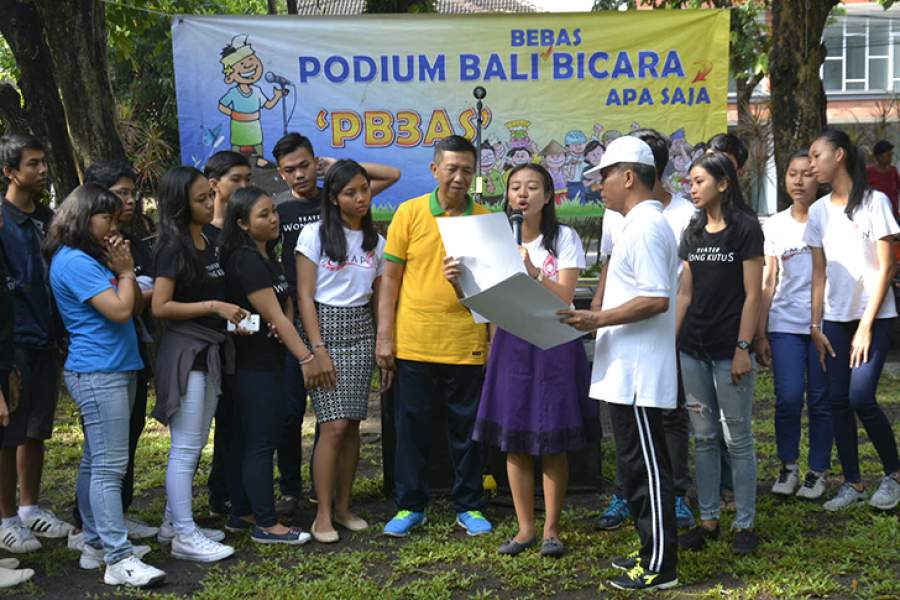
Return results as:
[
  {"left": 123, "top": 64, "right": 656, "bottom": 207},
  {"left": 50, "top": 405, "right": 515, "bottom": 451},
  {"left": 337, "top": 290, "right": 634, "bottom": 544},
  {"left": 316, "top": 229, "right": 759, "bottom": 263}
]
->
[
  {"left": 295, "top": 222, "right": 321, "bottom": 261},
  {"left": 375, "top": 235, "right": 386, "bottom": 277},
  {"left": 600, "top": 210, "right": 622, "bottom": 255},
  {"left": 763, "top": 217, "right": 777, "bottom": 257},
  {"left": 803, "top": 202, "right": 823, "bottom": 248},
  {"left": 556, "top": 226, "right": 586, "bottom": 270},
  {"left": 631, "top": 224, "right": 673, "bottom": 298},
  {"left": 867, "top": 191, "right": 900, "bottom": 241}
]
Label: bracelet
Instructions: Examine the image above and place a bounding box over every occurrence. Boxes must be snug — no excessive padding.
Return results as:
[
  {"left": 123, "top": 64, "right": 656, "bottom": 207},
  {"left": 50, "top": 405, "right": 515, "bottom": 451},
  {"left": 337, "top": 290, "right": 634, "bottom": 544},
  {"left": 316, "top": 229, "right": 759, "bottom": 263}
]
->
[
  {"left": 312, "top": 342, "right": 327, "bottom": 350},
  {"left": 810, "top": 324, "right": 821, "bottom": 330},
  {"left": 298, "top": 352, "right": 315, "bottom": 365},
  {"left": 117, "top": 272, "right": 135, "bottom": 281}
]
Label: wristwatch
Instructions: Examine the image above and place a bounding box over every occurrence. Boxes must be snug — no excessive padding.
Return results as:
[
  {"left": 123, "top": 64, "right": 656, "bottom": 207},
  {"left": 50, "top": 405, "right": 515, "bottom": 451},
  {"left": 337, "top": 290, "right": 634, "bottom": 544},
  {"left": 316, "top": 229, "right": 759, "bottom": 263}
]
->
[{"left": 736, "top": 340, "right": 751, "bottom": 351}]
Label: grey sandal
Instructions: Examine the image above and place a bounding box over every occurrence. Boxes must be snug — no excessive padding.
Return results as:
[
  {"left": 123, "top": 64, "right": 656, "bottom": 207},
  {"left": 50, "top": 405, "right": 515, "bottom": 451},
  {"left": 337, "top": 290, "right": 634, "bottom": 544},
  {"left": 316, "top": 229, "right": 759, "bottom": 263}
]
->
[
  {"left": 540, "top": 537, "right": 565, "bottom": 557},
  {"left": 498, "top": 537, "right": 536, "bottom": 556}
]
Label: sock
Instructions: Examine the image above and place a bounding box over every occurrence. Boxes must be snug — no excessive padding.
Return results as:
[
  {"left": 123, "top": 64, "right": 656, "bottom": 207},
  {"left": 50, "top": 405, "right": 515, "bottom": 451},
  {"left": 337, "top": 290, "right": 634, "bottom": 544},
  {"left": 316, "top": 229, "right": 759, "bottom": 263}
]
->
[
  {"left": 1, "top": 516, "right": 22, "bottom": 528},
  {"left": 17, "top": 505, "right": 39, "bottom": 520},
  {"left": 784, "top": 463, "right": 798, "bottom": 471}
]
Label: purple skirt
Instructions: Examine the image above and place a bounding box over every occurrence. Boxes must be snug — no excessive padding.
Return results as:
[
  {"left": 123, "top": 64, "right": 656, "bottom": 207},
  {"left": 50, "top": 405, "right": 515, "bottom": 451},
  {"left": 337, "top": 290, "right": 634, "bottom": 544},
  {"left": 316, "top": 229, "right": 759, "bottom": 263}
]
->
[{"left": 473, "top": 328, "right": 600, "bottom": 456}]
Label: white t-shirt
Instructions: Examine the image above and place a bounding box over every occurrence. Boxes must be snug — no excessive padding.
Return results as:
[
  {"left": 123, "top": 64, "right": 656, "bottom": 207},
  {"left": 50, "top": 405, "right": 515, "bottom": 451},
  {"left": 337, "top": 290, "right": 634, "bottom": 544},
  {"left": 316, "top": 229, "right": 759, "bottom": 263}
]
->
[
  {"left": 763, "top": 208, "right": 813, "bottom": 335},
  {"left": 590, "top": 201, "right": 678, "bottom": 409},
  {"left": 803, "top": 191, "right": 900, "bottom": 322},
  {"left": 295, "top": 221, "right": 386, "bottom": 307},
  {"left": 600, "top": 193, "right": 695, "bottom": 255},
  {"left": 522, "top": 225, "right": 586, "bottom": 282}
]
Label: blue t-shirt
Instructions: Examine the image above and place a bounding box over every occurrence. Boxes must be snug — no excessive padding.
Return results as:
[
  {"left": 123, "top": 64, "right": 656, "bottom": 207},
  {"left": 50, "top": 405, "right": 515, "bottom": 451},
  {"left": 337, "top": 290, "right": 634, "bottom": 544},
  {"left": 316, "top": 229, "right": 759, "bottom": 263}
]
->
[
  {"left": 50, "top": 246, "right": 143, "bottom": 373},
  {"left": 218, "top": 85, "right": 267, "bottom": 114}
]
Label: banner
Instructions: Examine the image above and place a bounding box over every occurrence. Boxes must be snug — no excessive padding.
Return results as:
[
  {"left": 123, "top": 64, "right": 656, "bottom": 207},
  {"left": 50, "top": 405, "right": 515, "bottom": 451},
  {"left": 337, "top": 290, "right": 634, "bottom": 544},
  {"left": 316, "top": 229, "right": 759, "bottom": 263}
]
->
[{"left": 172, "top": 11, "right": 730, "bottom": 219}]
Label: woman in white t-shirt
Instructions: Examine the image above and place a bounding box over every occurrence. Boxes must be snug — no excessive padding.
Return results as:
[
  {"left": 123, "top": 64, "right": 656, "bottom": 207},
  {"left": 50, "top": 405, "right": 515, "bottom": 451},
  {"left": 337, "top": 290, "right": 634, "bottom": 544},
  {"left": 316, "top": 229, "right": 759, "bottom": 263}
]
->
[
  {"left": 296, "top": 160, "right": 385, "bottom": 542},
  {"left": 472, "top": 163, "right": 599, "bottom": 558},
  {"left": 806, "top": 128, "right": 900, "bottom": 512},
  {"left": 756, "top": 151, "right": 832, "bottom": 500}
]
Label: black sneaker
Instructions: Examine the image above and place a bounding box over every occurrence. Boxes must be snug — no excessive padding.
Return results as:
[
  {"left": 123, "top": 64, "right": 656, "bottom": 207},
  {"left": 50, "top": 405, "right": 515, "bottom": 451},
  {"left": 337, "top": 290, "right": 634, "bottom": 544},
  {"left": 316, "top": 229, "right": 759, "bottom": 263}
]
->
[
  {"left": 275, "top": 495, "right": 298, "bottom": 516},
  {"left": 732, "top": 528, "right": 759, "bottom": 555},
  {"left": 611, "top": 551, "right": 639, "bottom": 571},
  {"left": 678, "top": 524, "right": 720, "bottom": 551},
  {"left": 608, "top": 565, "right": 678, "bottom": 591},
  {"left": 208, "top": 499, "right": 231, "bottom": 519}
]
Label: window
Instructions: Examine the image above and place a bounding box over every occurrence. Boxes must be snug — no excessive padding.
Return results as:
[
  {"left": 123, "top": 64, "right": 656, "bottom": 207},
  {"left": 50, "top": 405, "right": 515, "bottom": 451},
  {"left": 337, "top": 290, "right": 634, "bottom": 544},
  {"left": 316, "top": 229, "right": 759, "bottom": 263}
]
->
[{"left": 820, "top": 14, "right": 900, "bottom": 94}]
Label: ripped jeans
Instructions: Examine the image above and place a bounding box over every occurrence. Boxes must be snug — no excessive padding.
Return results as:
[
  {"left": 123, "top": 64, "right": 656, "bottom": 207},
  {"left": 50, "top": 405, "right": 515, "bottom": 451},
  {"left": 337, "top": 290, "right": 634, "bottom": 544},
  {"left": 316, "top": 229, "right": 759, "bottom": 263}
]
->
[{"left": 679, "top": 352, "right": 757, "bottom": 530}]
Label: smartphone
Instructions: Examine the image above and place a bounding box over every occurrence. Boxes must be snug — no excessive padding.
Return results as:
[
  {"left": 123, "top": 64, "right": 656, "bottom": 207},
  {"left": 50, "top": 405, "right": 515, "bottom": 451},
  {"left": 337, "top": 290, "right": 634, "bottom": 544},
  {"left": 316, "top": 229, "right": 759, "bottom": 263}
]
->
[{"left": 227, "top": 314, "right": 261, "bottom": 333}]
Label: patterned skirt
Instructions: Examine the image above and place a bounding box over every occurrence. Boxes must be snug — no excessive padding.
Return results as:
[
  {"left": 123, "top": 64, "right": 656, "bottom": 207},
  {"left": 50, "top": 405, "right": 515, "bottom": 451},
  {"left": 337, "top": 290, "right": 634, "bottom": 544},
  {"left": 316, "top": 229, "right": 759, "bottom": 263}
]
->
[{"left": 302, "top": 303, "right": 374, "bottom": 423}]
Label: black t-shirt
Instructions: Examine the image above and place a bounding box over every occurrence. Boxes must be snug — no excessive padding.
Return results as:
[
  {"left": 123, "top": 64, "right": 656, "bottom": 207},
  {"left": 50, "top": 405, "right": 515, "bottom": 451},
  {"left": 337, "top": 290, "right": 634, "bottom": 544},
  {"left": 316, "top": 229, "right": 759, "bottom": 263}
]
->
[
  {"left": 274, "top": 189, "right": 322, "bottom": 298},
  {"left": 678, "top": 211, "right": 764, "bottom": 361},
  {"left": 154, "top": 236, "right": 227, "bottom": 333},
  {"left": 124, "top": 231, "right": 155, "bottom": 340},
  {"left": 225, "top": 246, "right": 289, "bottom": 371},
  {"left": 0, "top": 249, "right": 14, "bottom": 372},
  {"left": 202, "top": 223, "right": 222, "bottom": 246}
]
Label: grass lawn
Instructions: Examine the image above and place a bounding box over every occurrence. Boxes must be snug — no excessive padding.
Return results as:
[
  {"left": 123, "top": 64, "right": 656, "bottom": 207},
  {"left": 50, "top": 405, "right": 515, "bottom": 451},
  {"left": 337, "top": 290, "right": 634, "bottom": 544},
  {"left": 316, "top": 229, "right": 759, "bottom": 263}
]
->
[{"left": 4, "top": 370, "right": 899, "bottom": 599}]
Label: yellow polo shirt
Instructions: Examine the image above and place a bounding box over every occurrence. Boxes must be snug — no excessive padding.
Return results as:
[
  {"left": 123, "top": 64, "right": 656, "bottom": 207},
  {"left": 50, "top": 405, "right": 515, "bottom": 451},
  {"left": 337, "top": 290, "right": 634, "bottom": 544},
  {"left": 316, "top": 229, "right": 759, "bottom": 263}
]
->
[{"left": 384, "top": 188, "right": 489, "bottom": 365}]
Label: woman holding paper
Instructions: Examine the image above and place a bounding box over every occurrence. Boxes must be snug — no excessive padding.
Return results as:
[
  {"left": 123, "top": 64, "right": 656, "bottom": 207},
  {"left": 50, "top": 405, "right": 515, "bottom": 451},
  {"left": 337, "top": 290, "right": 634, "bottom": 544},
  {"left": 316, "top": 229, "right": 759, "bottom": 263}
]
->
[{"left": 470, "top": 163, "right": 599, "bottom": 558}]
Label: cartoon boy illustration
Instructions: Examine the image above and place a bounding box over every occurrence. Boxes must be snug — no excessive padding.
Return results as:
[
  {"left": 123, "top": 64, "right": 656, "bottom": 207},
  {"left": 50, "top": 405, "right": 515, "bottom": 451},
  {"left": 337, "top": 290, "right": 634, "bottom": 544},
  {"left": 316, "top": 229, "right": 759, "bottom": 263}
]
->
[
  {"left": 564, "top": 129, "right": 588, "bottom": 202},
  {"left": 479, "top": 142, "right": 506, "bottom": 204},
  {"left": 540, "top": 139, "right": 568, "bottom": 204},
  {"left": 218, "top": 34, "right": 283, "bottom": 169}
]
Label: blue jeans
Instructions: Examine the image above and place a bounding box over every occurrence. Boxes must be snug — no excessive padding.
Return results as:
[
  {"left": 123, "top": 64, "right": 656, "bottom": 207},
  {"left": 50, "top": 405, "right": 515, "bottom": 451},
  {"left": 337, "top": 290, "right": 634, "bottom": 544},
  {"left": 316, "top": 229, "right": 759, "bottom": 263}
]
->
[
  {"left": 65, "top": 370, "right": 136, "bottom": 565},
  {"left": 824, "top": 319, "right": 900, "bottom": 482},
  {"left": 680, "top": 352, "right": 757, "bottom": 530},
  {"left": 164, "top": 371, "right": 218, "bottom": 535},
  {"left": 769, "top": 332, "right": 832, "bottom": 473},
  {"left": 228, "top": 368, "right": 285, "bottom": 528}
]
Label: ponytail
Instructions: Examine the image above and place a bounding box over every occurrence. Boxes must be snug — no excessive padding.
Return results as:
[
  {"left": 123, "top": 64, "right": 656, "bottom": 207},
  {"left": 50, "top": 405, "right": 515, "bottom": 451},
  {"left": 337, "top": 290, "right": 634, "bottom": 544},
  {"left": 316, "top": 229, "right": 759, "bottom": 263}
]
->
[{"left": 818, "top": 128, "right": 871, "bottom": 219}]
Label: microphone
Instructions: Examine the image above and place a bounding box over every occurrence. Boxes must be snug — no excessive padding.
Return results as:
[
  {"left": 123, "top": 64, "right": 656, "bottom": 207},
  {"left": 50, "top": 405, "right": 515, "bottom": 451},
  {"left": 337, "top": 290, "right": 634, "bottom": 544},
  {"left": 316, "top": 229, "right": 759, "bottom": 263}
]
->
[
  {"left": 510, "top": 210, "right": 524, "bottom": 245},
  {"left": 265, "top": 72, "right": 292, "bottom": 87},
  {"left": 473, "top": 86, "right": 487, "bottom": 100}
]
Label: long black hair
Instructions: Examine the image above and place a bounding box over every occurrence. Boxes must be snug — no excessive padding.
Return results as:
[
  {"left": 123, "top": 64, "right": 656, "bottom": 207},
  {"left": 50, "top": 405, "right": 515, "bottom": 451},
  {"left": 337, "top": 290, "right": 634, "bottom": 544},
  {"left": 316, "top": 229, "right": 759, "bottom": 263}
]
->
[
  {"left": 154, "top": 166, "right": 208, "bottom": 285},
  {"left": 319, "top": 159, "right": 378, "bottom": 264},
  {"left": 684, "top": 151, "right": 755, "bottom": 247},
  {"left": 43, "top": 184, "right": 121, "bottom": 264},
  {"left": 816, "top": 127, "right": 870, "bottom": 219},
  {"left": 219, "top": 186, "right": 279, "bottom": 266},
  {"left": 502, "top": 163, "right": 561, "bottom": 255}
]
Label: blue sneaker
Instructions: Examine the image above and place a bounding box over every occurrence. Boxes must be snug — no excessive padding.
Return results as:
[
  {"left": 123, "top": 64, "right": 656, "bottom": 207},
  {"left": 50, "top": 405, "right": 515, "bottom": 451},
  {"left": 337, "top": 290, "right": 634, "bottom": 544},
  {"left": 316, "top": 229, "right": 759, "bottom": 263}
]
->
[
  {"left": 383, "top": 511, "right": 426, "bottom": 537},
  {"left": 456, "top": 511, "right": 492, "bottom": 536},
  {"left": 675, "top": 496, "right": 695, "bottom": 529},
  {"left": 598, "top": 494, "right": 629, "bottom": 530}
]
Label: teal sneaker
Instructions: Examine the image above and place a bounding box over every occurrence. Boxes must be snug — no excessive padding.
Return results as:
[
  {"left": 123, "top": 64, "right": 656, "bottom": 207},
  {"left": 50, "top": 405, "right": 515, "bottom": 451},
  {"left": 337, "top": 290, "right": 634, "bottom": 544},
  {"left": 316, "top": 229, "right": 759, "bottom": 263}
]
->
[
  {"left": 675, "top": 496, "right": 696, "bottom": 529},
  {"left": 598, "top": 494, "right": 629, "bottom": 530},
  {"left": 456, "top": 511, "right": 492, "bottom": 536},
  {"left": 383, "top": 511, "right": 426, "bottom": 537}
]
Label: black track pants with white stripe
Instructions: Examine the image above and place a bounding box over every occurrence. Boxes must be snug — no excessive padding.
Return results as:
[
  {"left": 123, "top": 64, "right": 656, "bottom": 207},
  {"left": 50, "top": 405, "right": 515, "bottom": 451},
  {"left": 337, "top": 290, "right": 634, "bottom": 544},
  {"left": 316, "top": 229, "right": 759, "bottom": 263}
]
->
[{"left": 608, "top": 402, "right": 678, "bottom": 576}]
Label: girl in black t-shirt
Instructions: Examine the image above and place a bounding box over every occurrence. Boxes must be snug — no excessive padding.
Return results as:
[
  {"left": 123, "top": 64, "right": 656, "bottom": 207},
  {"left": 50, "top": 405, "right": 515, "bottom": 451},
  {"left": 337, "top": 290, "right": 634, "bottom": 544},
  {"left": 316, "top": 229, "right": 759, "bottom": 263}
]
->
[
  {"left": 219, "top": 186, "right": 324, "bottom": 545},
  {"left": 151, "top": 166, "right": 246, "bottom": 563},
  {"left": 675, "top": 151, "right": 764, "bottom": 555}
]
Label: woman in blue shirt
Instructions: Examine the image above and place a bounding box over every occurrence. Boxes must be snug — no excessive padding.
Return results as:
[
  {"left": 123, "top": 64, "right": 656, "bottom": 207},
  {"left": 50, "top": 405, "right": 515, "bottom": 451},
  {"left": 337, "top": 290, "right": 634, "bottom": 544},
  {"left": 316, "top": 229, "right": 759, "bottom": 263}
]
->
[{"left": 45, "top": 184, "right": 166, "bottom": 588}]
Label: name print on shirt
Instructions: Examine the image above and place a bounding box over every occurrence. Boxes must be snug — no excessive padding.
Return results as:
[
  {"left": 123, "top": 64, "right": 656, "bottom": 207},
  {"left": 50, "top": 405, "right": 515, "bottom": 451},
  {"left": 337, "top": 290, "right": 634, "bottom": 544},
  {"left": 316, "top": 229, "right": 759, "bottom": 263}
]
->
[
  {"left": 687, "top": 246, "right": 735, "bottom": 263},
  {"left": 781, "top": 246, "right": 810, "bottom": 263},
  {"left": 322, "top": 251, "right": 379, "bottom": 273},
  {"left": 281, "top": 214, "right": 320, "bottom": 233},
  {"left": 206, "top": 260, "right": 225, "bottom": 279}
]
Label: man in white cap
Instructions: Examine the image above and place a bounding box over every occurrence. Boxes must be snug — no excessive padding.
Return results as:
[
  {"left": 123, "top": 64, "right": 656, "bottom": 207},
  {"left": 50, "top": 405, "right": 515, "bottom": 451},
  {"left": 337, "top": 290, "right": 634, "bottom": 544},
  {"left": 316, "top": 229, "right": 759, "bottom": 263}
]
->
[{"left": 559, "top": 136, "right": 678, "bottom": 591}]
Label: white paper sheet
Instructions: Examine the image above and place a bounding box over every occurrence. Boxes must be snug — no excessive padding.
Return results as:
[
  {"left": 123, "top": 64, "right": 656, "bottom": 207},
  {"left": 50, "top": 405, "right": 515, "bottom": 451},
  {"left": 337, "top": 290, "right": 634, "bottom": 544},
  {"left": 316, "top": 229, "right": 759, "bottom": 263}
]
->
[
  {"left": 461, "top": 273, "right": 586, "bottom": 350},
  {"left": 436, "top": 212, "right": 525, "bottom": 298}
]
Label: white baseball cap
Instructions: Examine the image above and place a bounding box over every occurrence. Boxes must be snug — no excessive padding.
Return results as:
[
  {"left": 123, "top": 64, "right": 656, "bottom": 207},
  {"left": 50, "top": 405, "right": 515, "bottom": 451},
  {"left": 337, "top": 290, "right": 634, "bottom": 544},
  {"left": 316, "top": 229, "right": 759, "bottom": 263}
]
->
[{"left": 584, "top": 136, "right": 655, "bottom": 178}]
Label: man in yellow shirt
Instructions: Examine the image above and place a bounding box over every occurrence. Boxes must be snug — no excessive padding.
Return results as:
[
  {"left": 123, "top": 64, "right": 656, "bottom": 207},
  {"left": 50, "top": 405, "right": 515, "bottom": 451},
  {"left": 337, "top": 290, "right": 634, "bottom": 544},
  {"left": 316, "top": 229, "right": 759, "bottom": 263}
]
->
[{"left": 377, "top": 136, "right": 492, "bottom": 538}]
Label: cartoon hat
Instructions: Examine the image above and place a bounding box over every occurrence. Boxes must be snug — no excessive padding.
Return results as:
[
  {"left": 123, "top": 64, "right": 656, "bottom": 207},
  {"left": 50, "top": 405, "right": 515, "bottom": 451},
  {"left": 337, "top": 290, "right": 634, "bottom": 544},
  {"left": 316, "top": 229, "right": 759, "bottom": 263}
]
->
[
  {"left": 541, "top": 140, "right": 566, "bottom": 156},
  {"left": 220, "top": 34, "right": 255, "bottom": 74},
  {"left": 505, "top": 119, "right": 531, "bottom": 139}
]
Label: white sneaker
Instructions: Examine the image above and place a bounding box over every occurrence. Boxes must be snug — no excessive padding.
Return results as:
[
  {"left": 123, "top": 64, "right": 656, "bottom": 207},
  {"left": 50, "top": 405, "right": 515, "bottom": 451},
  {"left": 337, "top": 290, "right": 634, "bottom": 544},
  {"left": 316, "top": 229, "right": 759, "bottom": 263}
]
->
[
  {"left": 80, "top": 543, "right": 151, "bottom": 570},
  {"left": 823, "top": 482, "right": 867, "bottom": 511},
  {"left": 771, "top": 466, "right": 800, "bottom": 496},
  {"left": 21, "top": 508, "right": 73, "bottom": 539},
  {"left": 157, "top": 521, "right": 225, "bottom": 544},
  {"left": 868, "top": 476, "right": 900, "bottom": 510},
  {"left": 171, "top": 528, "right": 235, "bottom": 563},
  {"left": 0, "top": 566, "right": 34, "bottom": 588},
  {"left": 68, "top": 529, "right": 84, "bottom": 552},
  {"left": 103, "top": 555, "right": 165, "bottom": 587},
  {"left": 795, "top": 472, "right": 827, "bottom": 500},
  {"left": 124, "top": 516, "right": 159, "bottom": 540},
  {"left": 0, "top": 558, "right": 19, "bottom": 569},
  {"left": 0, "top": 524, "right": 42, "bottom": 553}
]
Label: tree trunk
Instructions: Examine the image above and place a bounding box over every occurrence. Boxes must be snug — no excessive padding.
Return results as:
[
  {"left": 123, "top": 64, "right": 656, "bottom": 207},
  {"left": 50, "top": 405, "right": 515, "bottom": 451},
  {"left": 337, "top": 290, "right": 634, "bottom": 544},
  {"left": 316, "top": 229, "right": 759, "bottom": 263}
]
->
[
  {"left": 286, "top": 0, "right": 298, "bottom": 14},
  {"left": 32, "top": 0, "right": 126, "bottom": 168},
  {"left": 0, "top": 0, "right": 81, "bottom": 199},
  {"left": 769, "top": 0, "right": 836, "bottom": 211}
]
